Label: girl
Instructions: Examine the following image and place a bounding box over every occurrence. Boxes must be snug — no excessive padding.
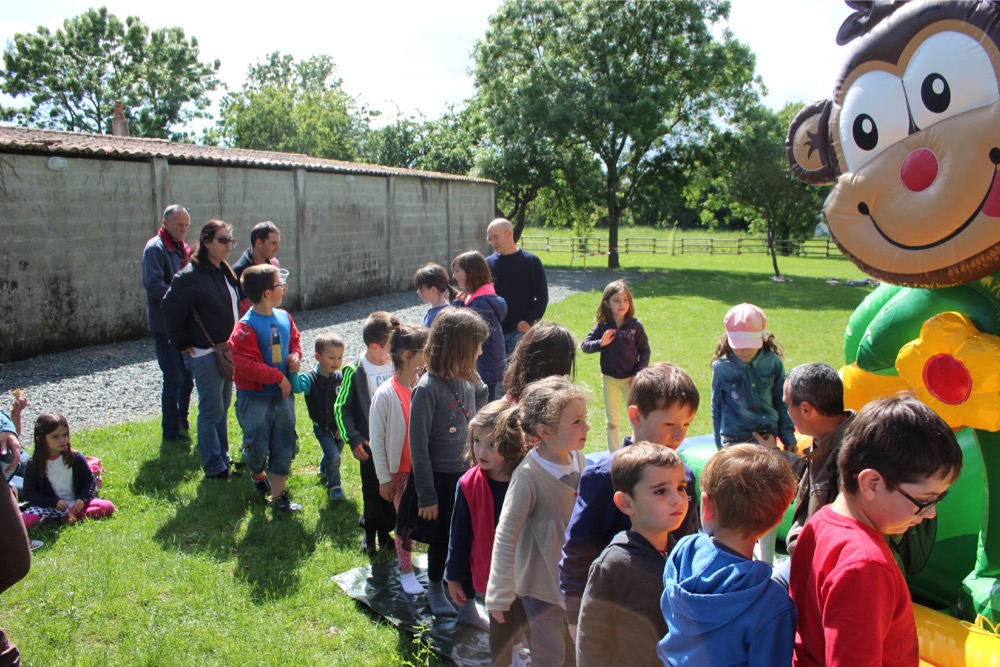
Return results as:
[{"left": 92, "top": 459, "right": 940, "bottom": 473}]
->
[
  {"left": 369, "top": 323, "right": 429, "bottom": 595},
  {"left": 414, "top": 263, "right": 456, "bottom": 327},
  {"left": 451, "top": 251, "right": 507, "bottom": 402},
  {"left": 711, "top": 302, "right": 798, "bottom": 564},
  {"left": 397, "top": 308, "right": 490, "bottom": 617},
  {"left": 582, "top": 280, "right": 650, "bottom": 452},
  {"left": 445, "top": 400, "right": 529, "bottom": 648},
  {"left": 486, "top": 376, "right": 589, "bottom": 667},
  {"left": 502, "top": 321, "right": 577, "bottom": 403},
  {"left": 21, "top": 413, "right": 115, "bottom": 529}
]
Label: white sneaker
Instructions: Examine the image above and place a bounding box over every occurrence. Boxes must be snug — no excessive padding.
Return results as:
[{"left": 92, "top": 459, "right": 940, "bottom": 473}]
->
[{"left": 511, "top": 647, "right": 531, "bottom": 666}]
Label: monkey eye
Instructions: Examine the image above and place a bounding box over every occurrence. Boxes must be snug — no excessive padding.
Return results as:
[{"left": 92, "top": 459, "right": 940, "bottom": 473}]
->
[
  {"left": 903, "top": 31, "right": 998, "bottom": 132},
  {"left": 838, "top": 70, "right": 909, "bottom": 172}
]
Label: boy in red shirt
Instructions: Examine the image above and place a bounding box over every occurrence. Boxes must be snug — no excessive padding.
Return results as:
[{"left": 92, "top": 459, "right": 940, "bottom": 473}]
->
[{"left": 789, "top": 394, "right": 962, "bottom": 667}]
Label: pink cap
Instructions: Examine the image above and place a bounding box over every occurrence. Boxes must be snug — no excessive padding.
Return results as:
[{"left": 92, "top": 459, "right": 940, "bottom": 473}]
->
[{"left": 725, "top": 303, "right": 766, "bottom": 350}]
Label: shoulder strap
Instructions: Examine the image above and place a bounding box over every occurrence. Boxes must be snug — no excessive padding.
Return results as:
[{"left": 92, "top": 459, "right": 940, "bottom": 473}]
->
[{"left": 192, "top": 310, "right": 217, "bottom": 346}]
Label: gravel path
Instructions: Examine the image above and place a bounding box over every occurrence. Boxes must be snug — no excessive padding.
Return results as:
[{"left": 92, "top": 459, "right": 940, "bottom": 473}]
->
[{"left": 0, "top": 269, "right": 642, "bottom": 431}]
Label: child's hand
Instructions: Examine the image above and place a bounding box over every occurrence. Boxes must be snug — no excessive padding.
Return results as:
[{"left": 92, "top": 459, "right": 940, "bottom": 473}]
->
[
  {"left": 10, "top": 390, "right": 27, "bottom": 415},
  {"left": 286, "top": 353, "right": 301, "bottom": 374},
  {"left": 71, "top": 499, "right": 85, "bottom": 515},
  {"left": 490, "top": 609, "right": 506, "bottom": 624},
  {"left": 599, "top": 329, "right": 616, "bottom": 347},
  {"left": 278, "top": 376, "right": 292, "bottom": 398},
  {"left": 352, "top": 442, "right": 370, "bottom": 462},
  {"left": 418, "top": 504, "right": 439, "bottom": 521},
  {"left": 56, "top": 499, "right": 69, "bottom": 512},
  {"left": 447, "top": 580, "right": 467, "bottom": 606},
  {"left": 379, "top": 482, "right": 394, "bottom": 502}
]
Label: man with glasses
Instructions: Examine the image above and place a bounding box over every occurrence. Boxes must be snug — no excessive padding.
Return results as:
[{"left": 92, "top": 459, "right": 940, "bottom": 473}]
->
[
  {"left": 142, "top": 204, "right": 195, "bottom": 442},
  {"left": 789, "top": 394, "right": 962, "bottom": 667},
  {"left": 485, "top": 218, "right": 548, "bottom": 355}
]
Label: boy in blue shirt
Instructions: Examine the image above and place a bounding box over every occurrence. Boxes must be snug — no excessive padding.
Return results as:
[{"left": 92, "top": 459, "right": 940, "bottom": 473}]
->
[
  {"left": 294, "top": 332, "right": 346, "bottom": 502},
  {"left": 229, "top": 264, "right": 303, "bottom": 512}
]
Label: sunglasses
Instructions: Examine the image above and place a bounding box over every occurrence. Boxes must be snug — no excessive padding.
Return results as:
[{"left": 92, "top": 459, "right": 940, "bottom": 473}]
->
[{"left": 213, "top": 236, "right": 238, "bottom": 246}]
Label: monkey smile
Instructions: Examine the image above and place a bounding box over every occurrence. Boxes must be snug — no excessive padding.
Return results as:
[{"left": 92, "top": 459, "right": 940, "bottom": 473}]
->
[{"left": 865, "top": 164, "right": 1000, "bottom": 250}]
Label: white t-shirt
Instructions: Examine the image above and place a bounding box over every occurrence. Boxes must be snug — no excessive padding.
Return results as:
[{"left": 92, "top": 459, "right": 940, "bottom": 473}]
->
[
  {"left": 361, "top": 357, "right": 394, "bottom": 398},
  {"left": 529, "top": 448, "right": 583, "bottom": 489},
  {"left": 46, "top": 455, "right": 76, "bottom": 503}
]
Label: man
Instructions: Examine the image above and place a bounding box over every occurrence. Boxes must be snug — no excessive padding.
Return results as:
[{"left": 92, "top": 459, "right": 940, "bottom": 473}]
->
[
  {"left": 485, "top": 218, "right": 548, "bottom": 355},
  {"left": 142, "top": 204, "right": 195, "bottom": 442},
  {"left": 232, "top": 220, "right": 281, "bottom": 281}
]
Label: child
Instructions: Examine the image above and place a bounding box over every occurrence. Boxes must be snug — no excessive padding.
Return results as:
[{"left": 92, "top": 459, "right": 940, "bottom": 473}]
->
[
  {"left": 576, "top": 442, "right": 689, "bottom": 667},
  {"left": 501, "top": 321, "right": 576, "bottom": 402},
  {"left": 229, "top": 264, "right": 303, "bottom": 512},
  {"left": 451, "top": 250, "right": 507, "bottom": 402},
  {"left": 414, "top": 263, "right": 456, "bottom": 327},
  {"left": 21, "top": 413, "right": 115, "bottom": 528},
  {"left": 582, "top": 280, "right": 650, "bottom": 453},
  {"left": 560, "top": 362, "right": 700, "bottom": 633},
  {"left": 659, "top": 444, "right": 798, "bottom": 666},
  {"left": 334, "top": 311, "right": 401, "bottom": 554},
  {"left": 789, "top": 395, "right": 962, "bottom": 667},
  {"left": 295, "top": 332, "right": 347, "bottom": 501},
  {"left": 397, "top": 308, "right": 489, "bottom": 616},
  {"left": 486, "top": 376, "right": 589, "bottom": 667},
  {"left": 369, "top": 323, "right": 429, "bottom": 595},
  {"left": 445, "top": 400, "right": 529, "bottom": 647},
  {"left": 711, "top": 302, "right": 797, "bottom": 564}
]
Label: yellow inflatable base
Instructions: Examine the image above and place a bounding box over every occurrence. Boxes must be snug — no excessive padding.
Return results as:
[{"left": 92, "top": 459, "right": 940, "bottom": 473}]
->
[{"left": 916, "top": 604, "right": 1000, "bottom": 666}]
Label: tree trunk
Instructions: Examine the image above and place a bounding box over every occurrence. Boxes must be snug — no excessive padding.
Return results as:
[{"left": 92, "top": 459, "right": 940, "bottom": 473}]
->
[
  {"left": 768, "top": 222, "right": 781, "bottom": 277},
  {"left": 606, "top": 170, "right": 621, "bottom": 270},
  {"left": 513, "top": 205, "right": 528, "bottom": 242}
]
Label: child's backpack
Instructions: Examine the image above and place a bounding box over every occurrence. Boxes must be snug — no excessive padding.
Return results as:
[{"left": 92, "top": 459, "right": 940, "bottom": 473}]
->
[{"left": 86, "top": 456, "right": 104, "bottom": 493}]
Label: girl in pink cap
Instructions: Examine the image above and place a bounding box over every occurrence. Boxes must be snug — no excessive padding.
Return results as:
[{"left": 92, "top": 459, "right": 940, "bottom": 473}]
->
[{"left": 710, "top": 302, "right": 798, "bottom": 564}]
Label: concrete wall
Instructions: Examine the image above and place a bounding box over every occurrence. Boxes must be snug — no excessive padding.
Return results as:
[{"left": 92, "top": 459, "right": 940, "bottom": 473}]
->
[{"left": 0, "top": 153, "right": 495, "bottom": 361}]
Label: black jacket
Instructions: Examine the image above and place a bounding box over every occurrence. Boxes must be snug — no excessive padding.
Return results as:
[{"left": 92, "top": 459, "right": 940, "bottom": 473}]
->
[{"left": 161, "top": 260, "right": 240, "bottom": 351}]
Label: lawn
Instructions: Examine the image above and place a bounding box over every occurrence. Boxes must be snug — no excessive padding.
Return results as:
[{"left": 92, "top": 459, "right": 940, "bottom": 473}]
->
[{"left": 1, "top": 249, "right": 873, "bottom": 666}]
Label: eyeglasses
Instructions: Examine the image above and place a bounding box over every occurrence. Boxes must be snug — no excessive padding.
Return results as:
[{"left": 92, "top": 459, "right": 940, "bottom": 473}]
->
[
  {"left": 272, "top": 282, "right": 288, "bottom": 291},
  {"left": 885, "top": 478, "right": 949, "bottom": 517},
  {"left": 214, "top": 236, "right": 238, "bottom": 246}
]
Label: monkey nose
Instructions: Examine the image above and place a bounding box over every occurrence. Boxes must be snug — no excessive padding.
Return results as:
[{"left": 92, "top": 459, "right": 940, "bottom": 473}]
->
[{"left": 899, "top": 148, "right": 938, "bottom": 192}]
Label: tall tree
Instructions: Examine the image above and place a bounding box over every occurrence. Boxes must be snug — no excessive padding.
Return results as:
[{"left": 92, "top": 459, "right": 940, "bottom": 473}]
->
[
  {"left": 214, "top": 52, "right": 372, "bottom": 160},
  {"left": 474, "top": 0, "right": 759, "bottom": 267},
  {"left": 0, "top": 6, "right": 219, "bottom": 140}
]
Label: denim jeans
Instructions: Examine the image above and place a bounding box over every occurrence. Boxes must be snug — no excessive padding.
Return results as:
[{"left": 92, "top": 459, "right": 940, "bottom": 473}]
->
[
  {"left": 504, "top": 330, "right": 524, "bottom": 357},
  {"left": 601, "top": 374, "right": 631, "bottom": 453},
  {"left": 183, "top": 352, "right": 233, "bottom": 476},
  {"left": 313, "top": 426, "right": 343, "bottom": 489},
  {"left": 236, "top": 393, "right": 296, "bottom": 477},
  {"left": 153, "top": 332, "right": 193, "bottom": 438},
  {"left": 521, "top": 596, "right": 575, "bottom": 666}
]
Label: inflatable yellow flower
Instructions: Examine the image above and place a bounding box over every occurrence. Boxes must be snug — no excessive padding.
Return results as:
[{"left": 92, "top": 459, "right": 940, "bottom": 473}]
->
[{"left": 896, "top": 312, "right": 1000, "bottom": 431}]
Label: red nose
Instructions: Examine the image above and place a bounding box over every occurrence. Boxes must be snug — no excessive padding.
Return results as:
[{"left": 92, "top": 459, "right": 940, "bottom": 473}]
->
[{"left": 899, "top": 148, "right": 938, "bottom": 192}]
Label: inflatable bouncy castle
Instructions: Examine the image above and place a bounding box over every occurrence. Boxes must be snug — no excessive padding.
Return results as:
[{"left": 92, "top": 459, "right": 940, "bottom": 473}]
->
[{"left": 783, "top": 1, "right": 1000, "bottom": 663}]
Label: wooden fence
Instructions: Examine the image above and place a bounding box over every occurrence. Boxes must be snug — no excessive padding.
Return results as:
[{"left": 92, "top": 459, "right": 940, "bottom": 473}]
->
[{"left": 519, "top": 235, "right": 844, "bottom": 262}]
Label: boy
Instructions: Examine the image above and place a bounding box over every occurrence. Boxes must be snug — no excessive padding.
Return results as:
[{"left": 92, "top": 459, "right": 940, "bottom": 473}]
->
[
  {"left": 334, "top": 311, "right": 399, "bottom": 554},
  {"left": 229, "top": 264, "right": 303, "bottom": 512},
  {"left": 576, "top": 442, "right": 690, "bottom": 667},
  {"left": 790, "top": 394, "right": 962, "bottom": 667},
  {"left": 659, "top": 444, "right": 798, "bottom": 665},
  {"left": 560, "top": 362, "right": 700, "bottom": 633},
  {"left": 295, "top": 333, "right": 346, "bottom": 501}
]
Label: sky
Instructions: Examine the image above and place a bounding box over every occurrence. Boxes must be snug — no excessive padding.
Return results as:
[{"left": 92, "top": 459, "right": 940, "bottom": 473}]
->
[{"left": 0, "top": 0, "right": 854, "bottom": 130}]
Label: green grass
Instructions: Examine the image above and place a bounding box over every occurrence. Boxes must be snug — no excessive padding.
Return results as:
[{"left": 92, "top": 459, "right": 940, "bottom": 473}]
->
[{"left": 2, "top": 251, "right": 873, "bottom": 665}]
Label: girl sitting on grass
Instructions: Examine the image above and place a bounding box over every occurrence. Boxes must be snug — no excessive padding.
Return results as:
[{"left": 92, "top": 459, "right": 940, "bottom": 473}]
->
[{"left": 21, "top": 413, "right": 114, "bottom": 529}]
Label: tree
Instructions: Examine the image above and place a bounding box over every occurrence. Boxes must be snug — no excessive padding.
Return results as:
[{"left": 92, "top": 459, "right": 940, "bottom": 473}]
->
[
  {"left": 0, "top": 6, "right": 219, "bottom": 140},
  {"left": 214, "top": 52, "right": 373, "bottom": 160},
  {"left": 474, "top": 0, "right": 760, "bottom": 268},
  {"left": 686, "top": 103, "right": 829, "bottom": 277}
]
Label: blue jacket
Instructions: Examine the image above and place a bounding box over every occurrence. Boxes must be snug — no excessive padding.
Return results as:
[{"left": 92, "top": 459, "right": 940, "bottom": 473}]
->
[
  {"left": 142, "top": 231, "right": 188, "bottom": 334},
  {"left": 581, "top": 318, "right": 650, "bottom": 379},
  {"left": 659, "top": 533, "right": 796, "bottom": 667},
  {"left": 711, "top": 350, "right": 796, "bottom": 450},
  {"left": 559, "top": 437, "right": 699, "bottom": 624},
  {"left": 454, "top": 288, "right": 507, "bottom": 385}
]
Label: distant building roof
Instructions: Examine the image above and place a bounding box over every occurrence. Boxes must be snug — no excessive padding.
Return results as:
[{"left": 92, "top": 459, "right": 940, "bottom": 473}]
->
[{"left": 0, "top": 126, "right": 493, "bottom": 184}]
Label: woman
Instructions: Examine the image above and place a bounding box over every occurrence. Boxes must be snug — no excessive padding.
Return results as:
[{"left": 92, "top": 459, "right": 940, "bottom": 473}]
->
[{"left": 161, "top": 220, "right": 241, "bottom": 479}]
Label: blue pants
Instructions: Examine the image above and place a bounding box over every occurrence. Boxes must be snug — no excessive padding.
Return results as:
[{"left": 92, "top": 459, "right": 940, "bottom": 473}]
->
[
  {"left": 313, "top": 426, "right": 343, "bottom": 489},
  {"left": 183, "top": 352, "right": 233, "bottom": 476},
  {"left": 153, "top": 332, "right": 193, "bottom": 438},
  {"left": 504, "top": 330, "right": 524, "bottom": 357},
  {"left": 236, "top": 393, "right": 296, "bottom": 477}
]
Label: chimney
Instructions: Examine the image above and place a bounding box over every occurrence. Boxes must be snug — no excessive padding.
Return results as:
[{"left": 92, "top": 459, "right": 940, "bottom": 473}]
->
[{"left": 111, "top": 100, "right": 130, "bottom": 137}]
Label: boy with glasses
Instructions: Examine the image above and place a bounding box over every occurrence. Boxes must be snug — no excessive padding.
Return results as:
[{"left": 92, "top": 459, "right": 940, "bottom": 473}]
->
[{"left": 789, "top": 394, "right": 963, "bottom": 667}]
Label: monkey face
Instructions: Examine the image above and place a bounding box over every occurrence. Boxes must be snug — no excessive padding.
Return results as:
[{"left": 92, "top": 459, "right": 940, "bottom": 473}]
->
[{"left": 789, "top": 5, "right": 1000, "bottom": 287}]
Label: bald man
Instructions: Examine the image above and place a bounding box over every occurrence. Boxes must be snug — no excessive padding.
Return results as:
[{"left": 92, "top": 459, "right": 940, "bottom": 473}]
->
[{"left": 486, "top": 218, "right": 549, "bottom": 355}]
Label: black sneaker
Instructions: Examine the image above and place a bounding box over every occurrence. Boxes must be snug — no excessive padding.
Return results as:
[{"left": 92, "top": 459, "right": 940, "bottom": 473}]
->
[
  {"left": 269, "top": 490, "right": 302, "bottom": 513},
  {"left": 253, "top": 475, "right": 271, "bottom": 498},
  {"left": 206, "top": 468, "right": 239, "bottom": 480}
]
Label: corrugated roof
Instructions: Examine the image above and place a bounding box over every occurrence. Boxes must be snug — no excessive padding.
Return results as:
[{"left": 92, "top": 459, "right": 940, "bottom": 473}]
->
[{"left": 0, "top": 126, "right": 493, "bottom": 184}]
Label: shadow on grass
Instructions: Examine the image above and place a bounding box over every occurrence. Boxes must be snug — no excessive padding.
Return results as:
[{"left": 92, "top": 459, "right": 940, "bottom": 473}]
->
[
  {"left": 632, "top": 268, "right": 872, "bottom": 312},
  {"left": 235, "top": 502, "right": 316, "bottom": 603},
  {"left": 129, "top": 437, "right": 201, "bottom": 501},
  {"left": 316, "top": 493, "right": 366, "bottom": 554}
]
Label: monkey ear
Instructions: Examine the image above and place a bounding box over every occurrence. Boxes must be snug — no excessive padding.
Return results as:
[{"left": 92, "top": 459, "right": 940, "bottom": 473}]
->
[{"left": 787, "top": 99, "right": 836, "bottom": 185}]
